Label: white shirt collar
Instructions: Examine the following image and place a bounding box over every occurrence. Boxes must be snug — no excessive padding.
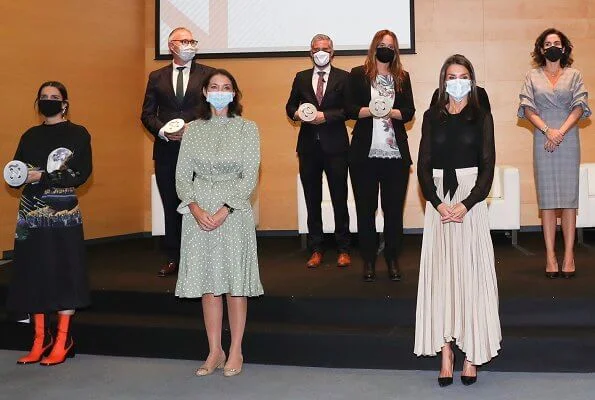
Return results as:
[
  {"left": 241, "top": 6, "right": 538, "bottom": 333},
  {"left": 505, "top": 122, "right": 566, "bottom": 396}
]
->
[
  {"left": 314, "top": 64, "right": 331, "bottom": 75},
  {"left": 172, "top": 60, "right": 192, "bottom": 70}
]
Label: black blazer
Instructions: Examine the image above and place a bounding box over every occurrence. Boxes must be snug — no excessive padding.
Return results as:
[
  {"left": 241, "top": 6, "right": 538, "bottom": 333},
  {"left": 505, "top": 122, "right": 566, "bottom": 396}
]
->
[
  {"left": 430, "top": 86, "right": 491, "bottom": 111},
  {"left": 141, "top": 62, "right": 215, "bottom": 163},
  {"left": 345, "top": 65, "right": 415, "bottom": 165},
  {"left": 285, "top": 67, "right": 349, "bottom": 155}
]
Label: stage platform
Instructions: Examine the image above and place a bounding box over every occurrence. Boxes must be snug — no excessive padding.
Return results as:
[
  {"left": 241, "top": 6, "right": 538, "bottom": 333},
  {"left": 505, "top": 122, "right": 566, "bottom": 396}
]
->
[{"left": 1, "top": 231, "right": 595, "bottom": 372}]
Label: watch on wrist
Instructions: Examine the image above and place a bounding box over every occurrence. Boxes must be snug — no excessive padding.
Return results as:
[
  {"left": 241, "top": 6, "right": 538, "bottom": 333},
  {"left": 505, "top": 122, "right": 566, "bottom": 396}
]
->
[
  {"left": 541, "top": 124, "right": 549, "bottom": 134},
  {"left": 223, "top": 203, "right": 234, "bottom": 214}
]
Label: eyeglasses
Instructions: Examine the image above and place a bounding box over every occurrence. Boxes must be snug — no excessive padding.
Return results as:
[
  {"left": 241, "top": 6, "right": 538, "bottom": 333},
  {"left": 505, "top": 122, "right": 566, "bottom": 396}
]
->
[{"left": 170, "top": 39, "right": 198, "bottom": 46}]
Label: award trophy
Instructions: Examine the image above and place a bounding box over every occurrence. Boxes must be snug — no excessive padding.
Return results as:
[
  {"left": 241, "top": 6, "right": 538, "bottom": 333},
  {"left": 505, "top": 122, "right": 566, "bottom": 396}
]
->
[
  {"left": 163, "top": 118, "right": 185, "bottom": 135},
  {"left": 47, "top": 147, "right": 74, "bottom": 173},
  {"left": 369, "top": 96, "right": 392, "bottom": 118},
  {"left": 297, "top": 103, "right": 317, "bottom": 122},
  {"left": 3, "top": 160, "right": 29, "bottom": 187}
]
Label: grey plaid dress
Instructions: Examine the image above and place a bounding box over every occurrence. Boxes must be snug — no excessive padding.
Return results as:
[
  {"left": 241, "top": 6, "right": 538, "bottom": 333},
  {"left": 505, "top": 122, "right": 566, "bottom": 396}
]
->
[{"left": 518, "top": 68, "right": 591, "bottom": 209}]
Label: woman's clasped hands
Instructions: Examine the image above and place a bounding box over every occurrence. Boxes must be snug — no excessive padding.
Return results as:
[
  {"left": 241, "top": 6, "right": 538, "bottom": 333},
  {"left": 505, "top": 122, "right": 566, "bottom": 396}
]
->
[
  {"left": 437, "top": 203, "right": 468, "bottom": 223},
  {"left": 544, "top": 128, "right": 564, "bottom": 152},
  {"left": 189, "top": 203, "right": 229, "bottom": 231}
]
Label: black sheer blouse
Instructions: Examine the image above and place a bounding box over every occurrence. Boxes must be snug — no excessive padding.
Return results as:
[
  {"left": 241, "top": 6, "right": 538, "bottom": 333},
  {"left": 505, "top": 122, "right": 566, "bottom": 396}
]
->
[{"left": 417, "top": 106, "right": 495, "bottom": 211}]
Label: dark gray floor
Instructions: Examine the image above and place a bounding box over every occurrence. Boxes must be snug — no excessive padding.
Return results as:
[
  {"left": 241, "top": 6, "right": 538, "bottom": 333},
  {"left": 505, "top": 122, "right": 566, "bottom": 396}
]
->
[{"left": 2, "top": 350, "right": 594, "bottom": 400}]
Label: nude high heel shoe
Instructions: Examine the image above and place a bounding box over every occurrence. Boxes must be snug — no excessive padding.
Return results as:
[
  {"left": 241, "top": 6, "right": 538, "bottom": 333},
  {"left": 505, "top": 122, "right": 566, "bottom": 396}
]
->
[
  {"left": 223, "top": 356, "right": 243, "bottom": 377},
  {"left": 195, "top": 352, "right": 226, "bottom": 377}
]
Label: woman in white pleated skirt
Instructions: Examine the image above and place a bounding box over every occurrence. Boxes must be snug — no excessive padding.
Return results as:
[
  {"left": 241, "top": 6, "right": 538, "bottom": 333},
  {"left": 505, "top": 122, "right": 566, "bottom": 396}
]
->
[{"left": 415, "top": 54, "right": 501, "bottom": 387}]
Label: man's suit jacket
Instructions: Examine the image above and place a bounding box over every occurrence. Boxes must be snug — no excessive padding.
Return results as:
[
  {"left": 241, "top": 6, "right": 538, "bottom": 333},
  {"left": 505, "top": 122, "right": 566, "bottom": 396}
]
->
[
  {"left": 141, "top": 62, "right": 215, "bottom": 163},
  {"left": 285, "top": 66, "right": 349, "bottom": 155},
  {"left": 345, "top": 65, "right": 415, "bottom": 165}
]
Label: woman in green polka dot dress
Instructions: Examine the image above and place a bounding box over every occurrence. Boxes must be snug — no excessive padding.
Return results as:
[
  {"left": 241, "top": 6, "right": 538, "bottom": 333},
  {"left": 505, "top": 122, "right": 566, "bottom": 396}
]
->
[{"left": 175, "top": 69, "right": 263, "bottom": 377}]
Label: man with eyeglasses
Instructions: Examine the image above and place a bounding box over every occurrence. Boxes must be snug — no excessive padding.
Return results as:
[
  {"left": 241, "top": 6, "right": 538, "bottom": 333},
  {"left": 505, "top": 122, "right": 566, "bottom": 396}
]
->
[{"left": 141, "top": 27, "right": 215, "bottom": 277}]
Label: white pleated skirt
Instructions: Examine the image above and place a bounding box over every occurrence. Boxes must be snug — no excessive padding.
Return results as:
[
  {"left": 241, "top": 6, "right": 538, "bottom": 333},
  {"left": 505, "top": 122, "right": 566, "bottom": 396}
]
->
[{"left": 414, "top": 167, "right": 501, "bottom": 365}]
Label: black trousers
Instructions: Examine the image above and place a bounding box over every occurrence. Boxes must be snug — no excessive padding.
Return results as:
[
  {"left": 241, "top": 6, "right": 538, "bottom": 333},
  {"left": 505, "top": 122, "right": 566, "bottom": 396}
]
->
[
  {"left": 299, "top": 146, "right": 350, "bottom": 253},
  {"left": 155, "top": 161, "right": 182, "bottom": 263},
  {"left": 350, "top": 157, "right": 409, "bottom": 263}
]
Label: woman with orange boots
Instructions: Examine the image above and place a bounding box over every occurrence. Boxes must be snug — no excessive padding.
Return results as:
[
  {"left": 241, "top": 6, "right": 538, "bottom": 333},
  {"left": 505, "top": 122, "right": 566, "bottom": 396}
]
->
[{"left": 5, "top": 81, "right": 92, "bottom": 366}]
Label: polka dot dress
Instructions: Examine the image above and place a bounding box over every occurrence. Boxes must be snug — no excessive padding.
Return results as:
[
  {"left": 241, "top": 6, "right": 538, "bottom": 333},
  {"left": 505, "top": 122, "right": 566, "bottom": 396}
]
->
[{"left": 174, "top": 116, "right": 263, "bottom": 298}]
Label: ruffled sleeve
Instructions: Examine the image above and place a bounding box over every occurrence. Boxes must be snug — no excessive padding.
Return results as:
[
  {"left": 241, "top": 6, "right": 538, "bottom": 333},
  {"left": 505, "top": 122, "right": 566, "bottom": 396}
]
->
[
  {"left": 570, "top": 70, "right": 591, "bottom": 119},
  {"left": 517, "top": 71, "right": 537, "bottom": 118}
]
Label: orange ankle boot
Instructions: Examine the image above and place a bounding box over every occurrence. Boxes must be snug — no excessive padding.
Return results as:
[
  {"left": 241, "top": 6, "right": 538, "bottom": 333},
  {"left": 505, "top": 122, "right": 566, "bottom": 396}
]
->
[
  {"left": 17, "top": 314, "right": 53, "bottom": 364},
  {"left": 40, "top": 314, "right": 75, "bottom": 366}
]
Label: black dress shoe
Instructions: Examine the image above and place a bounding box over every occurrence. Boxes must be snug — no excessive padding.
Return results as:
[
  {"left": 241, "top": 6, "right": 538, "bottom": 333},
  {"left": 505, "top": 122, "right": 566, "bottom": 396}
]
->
[
  {"left": 363, "top": 262, "right": 376, "bottom": 282},
  {"left": 158, "top": 262, "right": 178, "bottom": 277},
  {"left": 386, "top": 259, "right": 402, "bottom": 281},
  {"left": 438, "top": 351, "right": 455, "bottom": 387},
  {"left": 545, "top": 271, "right": 559, "bottom": 279},
  {"left": 438, "top": 377, "right": 453, "bottom": 387},
  {"left": 461, "top": 375, "right": 477, "bottom": 386},
  {"left": 561, "top": 271, "right": 576, "bottom": 279}
]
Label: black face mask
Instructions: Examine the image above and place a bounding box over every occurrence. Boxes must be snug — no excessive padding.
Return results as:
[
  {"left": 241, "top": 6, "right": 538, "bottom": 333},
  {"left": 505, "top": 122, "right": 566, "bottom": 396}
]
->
[
  {"left": 375, "top": 47, "right": 395, "bottom": 63},
  {"left": 544, "top": 46, "right": 563, "bottom": 62},
  {"left": 38, "top": 100, "right": 63, "bottom": 117}
]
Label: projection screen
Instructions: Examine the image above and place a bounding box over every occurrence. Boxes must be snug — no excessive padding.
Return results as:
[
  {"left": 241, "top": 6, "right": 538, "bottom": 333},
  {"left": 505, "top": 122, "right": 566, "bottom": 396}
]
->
[{"left": 156, "top": 0, "right": 415, "bottom": 59}]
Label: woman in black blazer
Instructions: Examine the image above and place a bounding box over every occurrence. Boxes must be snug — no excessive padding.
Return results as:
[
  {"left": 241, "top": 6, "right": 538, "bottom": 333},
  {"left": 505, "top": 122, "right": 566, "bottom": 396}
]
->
[{"left": 345, "top": 29, "right": 415, "bottom": 282}]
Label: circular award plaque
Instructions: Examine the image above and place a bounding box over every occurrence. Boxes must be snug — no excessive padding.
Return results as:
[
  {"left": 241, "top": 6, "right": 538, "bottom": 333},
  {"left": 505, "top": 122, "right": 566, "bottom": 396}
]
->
[
  {"left": 163, "top": 118, "right": 185, "bottom": 134},
  {"left": 369, "top": 96, "right": 392, "bottom": 118},
  {"left": 3, "top": 160, "right": 28, "bottom": 187},
  {"left": 297, "top": 103, "right": 317, "bottom": 122}
]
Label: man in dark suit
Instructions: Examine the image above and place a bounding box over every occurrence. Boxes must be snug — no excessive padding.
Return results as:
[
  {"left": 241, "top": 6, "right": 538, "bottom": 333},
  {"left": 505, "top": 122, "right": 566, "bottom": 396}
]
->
[
  {"left": 286, "top": 34, "right": 351, "bottom": 269},
  {"left": 141, "top": 27, "right": 215, "bottom": 277}
]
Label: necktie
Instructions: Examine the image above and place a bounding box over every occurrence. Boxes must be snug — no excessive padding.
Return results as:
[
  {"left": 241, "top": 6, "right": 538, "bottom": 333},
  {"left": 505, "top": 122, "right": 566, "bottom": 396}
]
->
[
  {"left": 315, "top": 71, "right": 325, "bottom": 105},
  {"left": 176, "top": 66, "right": 185, "bottom": 104}
]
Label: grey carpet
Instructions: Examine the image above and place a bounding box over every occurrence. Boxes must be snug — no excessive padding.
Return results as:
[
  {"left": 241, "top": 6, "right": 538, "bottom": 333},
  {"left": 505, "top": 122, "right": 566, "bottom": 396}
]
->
[{"left": 1, "top": 350, "right": 593, "bottom": 400}]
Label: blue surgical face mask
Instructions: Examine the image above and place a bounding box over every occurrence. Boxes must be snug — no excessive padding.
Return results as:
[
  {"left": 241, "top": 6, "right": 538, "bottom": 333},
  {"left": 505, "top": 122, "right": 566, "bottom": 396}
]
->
[
  {"left": 445, "top": 78, "right": 471, "bottom": 102},
  {"left": 206, "top": 91, "right": 234, "bottom": 111}
]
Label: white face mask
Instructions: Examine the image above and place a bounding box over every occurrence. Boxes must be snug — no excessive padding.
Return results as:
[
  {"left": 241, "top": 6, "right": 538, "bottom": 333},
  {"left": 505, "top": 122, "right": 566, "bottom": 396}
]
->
[
  {"left": 173, "top": 44, "right": 197, "bottom": 62},
  {"left": 445, "top": 78, "right": 472, "bottom": 102},
  {"left": 312, "top": 50, "right": 331, "bottom": 67}
]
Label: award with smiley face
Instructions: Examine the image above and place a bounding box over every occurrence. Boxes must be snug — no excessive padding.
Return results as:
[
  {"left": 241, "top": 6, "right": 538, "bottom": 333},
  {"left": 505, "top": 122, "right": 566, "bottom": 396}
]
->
[
  {"left": 369, "top": 96, "right": 392, "bottom": 118},
  {"left": 297, "top": 103, "right": 317, "bottom": 122}
]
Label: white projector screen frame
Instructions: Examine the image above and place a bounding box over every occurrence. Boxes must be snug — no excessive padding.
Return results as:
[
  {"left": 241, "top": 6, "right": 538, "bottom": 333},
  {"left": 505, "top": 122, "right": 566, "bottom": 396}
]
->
[{"left": 155, "top": 0, "right": 416, "bottom": 59}]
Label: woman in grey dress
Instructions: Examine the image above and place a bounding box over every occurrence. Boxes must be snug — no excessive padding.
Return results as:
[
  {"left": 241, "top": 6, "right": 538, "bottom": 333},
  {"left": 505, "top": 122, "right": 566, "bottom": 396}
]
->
[
  {"left": 175, "top": 69, "right": 263, "bottom": 377},
  {"left": 518, "top": 28, "right": 591, "bottom": 278}
]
